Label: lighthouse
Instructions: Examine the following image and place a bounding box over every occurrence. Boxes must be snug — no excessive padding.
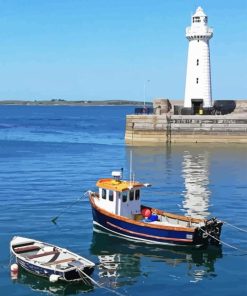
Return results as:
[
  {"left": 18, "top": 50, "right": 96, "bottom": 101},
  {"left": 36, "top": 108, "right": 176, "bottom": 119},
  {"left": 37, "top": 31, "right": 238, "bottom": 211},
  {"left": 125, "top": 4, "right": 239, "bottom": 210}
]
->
[{"left": 184, "top": 7, "right": 213, "bottom": 112}]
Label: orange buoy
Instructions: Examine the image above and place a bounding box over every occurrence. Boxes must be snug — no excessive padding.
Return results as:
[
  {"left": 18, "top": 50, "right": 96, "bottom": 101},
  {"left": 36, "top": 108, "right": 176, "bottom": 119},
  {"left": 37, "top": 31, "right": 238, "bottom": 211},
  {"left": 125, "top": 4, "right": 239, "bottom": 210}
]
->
[
  {"left": 10, "top": 263, "right": 19, "bottom": 280},
  {"left": 11, "top": 263, "right": 18, "bottom": 272}
]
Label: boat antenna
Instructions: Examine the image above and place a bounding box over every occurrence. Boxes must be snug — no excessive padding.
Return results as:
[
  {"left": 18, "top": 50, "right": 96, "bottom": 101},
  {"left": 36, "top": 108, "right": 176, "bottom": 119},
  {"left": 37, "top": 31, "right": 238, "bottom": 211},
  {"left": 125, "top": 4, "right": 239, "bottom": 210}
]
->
[{"left": 129, "top": 150, "right": 133, "bottom": 183}]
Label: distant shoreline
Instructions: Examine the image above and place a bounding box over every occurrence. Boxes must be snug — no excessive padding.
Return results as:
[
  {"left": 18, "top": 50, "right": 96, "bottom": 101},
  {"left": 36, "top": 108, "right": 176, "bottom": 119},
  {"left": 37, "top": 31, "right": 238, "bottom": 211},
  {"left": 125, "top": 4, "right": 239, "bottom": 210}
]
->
[{"left": 0, "top": 99, "right": 153, "bottom": 106}]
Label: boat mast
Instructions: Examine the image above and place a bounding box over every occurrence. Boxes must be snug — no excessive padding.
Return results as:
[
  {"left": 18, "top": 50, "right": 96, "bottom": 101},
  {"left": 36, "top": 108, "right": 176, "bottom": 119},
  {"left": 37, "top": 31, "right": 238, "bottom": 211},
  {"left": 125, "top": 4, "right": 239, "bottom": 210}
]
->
[{"left": 129, "top": 150, "right": 133, "bottom": 184}]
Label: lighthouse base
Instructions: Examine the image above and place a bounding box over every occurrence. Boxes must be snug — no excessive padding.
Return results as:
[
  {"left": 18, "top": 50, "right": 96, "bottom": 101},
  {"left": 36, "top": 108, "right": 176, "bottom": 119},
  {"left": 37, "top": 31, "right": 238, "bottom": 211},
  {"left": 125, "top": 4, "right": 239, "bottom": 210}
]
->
[{"left": 191, "top": 99, "right": 203, "bottom": 115}]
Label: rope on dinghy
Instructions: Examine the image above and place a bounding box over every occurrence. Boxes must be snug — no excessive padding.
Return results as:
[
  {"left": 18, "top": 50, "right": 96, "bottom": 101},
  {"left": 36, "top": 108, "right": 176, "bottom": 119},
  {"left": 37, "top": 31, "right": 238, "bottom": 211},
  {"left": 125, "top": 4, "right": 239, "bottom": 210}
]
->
[
  {"left": 78, "top": 268, "right": 126, "bottom": 296},
  {"left": 199, "top": 228, "right": 247, "bottom": 253},
  {"left": 222, "top": 221, "right": 247, "bottom": 233}
]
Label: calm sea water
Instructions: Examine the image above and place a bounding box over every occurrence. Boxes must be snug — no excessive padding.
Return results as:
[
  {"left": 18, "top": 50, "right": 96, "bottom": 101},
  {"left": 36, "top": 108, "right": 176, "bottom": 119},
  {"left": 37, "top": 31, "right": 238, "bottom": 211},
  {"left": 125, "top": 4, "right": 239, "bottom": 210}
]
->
[{"left": 0, "top": 105, "right": 246, "bottom": 296}]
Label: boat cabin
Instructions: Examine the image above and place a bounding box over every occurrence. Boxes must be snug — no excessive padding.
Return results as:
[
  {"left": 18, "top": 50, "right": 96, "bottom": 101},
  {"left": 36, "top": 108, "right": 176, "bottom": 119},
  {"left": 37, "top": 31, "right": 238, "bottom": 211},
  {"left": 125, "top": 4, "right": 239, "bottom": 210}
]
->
[{"left": 94, "top": 171, "right": 146, "bottom": 218}]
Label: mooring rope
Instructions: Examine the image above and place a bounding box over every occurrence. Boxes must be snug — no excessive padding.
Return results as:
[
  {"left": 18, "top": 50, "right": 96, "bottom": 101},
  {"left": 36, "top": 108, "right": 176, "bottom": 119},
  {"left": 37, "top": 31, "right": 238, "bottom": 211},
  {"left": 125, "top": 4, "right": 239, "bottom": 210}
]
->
[
  {"left": 51, "top": 190, "right": 90, "bottom": 224},
  {"left": 199, "top": 228, "right": 246, "bottom": 252},
  {"left": 78, "top": 268, "right": 125, "bottom": 296},
  {"left": 223, "top": 221, "right": 247, "bottom": 233}
]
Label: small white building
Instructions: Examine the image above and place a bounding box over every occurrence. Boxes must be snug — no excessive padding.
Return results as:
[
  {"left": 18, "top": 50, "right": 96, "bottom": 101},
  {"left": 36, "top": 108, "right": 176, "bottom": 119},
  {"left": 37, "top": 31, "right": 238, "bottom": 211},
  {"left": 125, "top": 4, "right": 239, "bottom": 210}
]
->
[{"left": 184, "top": 7, "right": 213, "bottom": 111}]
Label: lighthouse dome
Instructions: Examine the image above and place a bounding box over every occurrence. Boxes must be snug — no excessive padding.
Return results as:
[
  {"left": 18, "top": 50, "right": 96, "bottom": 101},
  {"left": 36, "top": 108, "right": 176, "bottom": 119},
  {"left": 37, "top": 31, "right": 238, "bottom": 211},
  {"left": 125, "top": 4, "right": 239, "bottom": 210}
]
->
[{"left": 193, "top": 6, "right": 207, "bottom": 17}]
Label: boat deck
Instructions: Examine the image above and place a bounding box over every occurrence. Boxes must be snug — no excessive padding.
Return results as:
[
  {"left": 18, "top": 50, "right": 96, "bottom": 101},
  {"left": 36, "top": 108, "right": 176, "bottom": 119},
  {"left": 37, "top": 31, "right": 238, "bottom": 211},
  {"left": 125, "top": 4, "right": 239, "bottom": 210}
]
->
[
  {"left": 12, "top": 239, "right": 86, "bottom": 271},
  {"left": 134, "top": 213, "right": 204, "bottom": 228}
]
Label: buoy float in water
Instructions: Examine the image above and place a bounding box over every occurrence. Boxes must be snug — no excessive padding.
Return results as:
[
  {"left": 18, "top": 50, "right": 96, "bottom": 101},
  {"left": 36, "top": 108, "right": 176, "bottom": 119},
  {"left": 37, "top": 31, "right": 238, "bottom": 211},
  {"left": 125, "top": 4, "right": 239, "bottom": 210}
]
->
[
  {"left": 49, "top": 274, "right": 60, "bottom": 283},
  {"left": 10, "top": 263, "right": 18, "bottom": 280}
]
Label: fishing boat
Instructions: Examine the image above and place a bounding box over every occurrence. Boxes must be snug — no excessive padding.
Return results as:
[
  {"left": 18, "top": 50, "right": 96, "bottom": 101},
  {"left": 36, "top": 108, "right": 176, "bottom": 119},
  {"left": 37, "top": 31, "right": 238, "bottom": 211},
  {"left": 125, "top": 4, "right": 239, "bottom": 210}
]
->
[
  {"left": 89, "top": 171, "right": 223, "bottom": 247},
  {"left": 10, "top": 236, "right": 95, "bottom": 282}
]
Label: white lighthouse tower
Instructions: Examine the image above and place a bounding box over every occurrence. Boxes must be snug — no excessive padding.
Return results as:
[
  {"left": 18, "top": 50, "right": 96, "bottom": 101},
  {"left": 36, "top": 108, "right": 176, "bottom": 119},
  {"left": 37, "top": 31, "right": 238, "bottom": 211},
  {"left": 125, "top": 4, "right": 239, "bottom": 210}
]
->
[{"left": 184, "top": 7, "right": 213, "bottom": 111}]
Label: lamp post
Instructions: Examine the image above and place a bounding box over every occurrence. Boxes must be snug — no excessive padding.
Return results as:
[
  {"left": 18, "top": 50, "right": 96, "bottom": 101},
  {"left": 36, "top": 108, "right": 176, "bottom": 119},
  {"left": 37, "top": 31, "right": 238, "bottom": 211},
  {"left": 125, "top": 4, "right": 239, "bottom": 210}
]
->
[{"left": 143, "top": 80, "right": 150, "bottom": 108}]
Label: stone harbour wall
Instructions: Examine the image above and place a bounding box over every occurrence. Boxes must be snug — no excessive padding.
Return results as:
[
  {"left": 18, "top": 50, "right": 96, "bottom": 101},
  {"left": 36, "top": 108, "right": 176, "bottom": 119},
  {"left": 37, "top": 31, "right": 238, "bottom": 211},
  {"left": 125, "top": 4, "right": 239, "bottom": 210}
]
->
[{"left": 125, "top": 114, "right": 247, "bottom": 145}]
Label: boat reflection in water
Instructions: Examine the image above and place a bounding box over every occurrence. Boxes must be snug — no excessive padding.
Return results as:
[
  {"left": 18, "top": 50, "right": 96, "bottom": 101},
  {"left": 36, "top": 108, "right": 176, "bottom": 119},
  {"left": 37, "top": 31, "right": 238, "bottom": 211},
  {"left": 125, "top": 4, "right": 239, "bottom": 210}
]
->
[
  {"left": 14, "top": 265, "right": 94, "bottom": 295},
  {"left": 90, "top": 227, "right": 223, "bottom": 287},
  {"left": 182, "top": 151, "right": 211, "bottom": 219}
]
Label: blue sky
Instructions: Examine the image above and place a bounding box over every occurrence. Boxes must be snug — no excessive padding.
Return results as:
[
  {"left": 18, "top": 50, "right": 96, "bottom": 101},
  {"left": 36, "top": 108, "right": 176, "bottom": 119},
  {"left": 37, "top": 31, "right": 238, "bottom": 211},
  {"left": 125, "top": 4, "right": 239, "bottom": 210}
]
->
[{"left": 0, "top": 0, "right": 246, "bottom": 101}]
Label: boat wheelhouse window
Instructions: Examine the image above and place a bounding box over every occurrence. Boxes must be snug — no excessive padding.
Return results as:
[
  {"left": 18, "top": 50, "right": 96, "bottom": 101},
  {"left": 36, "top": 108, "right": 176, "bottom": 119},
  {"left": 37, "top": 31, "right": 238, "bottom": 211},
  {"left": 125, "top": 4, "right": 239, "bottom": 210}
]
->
[
  {"left": 122, "top": 192, "right": 128, "bottom": 202},
  {"left": 102, "top": 189, "right": 106, "bottom": 199},
  {"left": 129, "top": 190, "right": 134, "bottom": 201},
  {"left": 109, "top": 191, "right": 114, "bottom": 202},
  {"left": 135, "top": 190, "right": 140, "bottom": 200}
]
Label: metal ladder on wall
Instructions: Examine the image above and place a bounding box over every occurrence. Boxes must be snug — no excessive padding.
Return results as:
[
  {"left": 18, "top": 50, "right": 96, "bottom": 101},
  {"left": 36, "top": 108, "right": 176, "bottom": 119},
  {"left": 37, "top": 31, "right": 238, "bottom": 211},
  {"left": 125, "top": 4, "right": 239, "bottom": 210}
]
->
[{"left": 166, "top": 114, "right": 171, "bottom": 143}]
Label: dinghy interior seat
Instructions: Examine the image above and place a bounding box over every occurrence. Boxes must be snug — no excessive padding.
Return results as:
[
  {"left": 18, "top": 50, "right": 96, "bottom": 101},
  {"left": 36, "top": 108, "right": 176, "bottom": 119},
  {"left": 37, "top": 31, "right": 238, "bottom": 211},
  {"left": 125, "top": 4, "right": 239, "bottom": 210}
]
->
[
  {"left": 45, "top": 257, "right": 76, "bottom": 267},
  {"left": 14, "top": 244, "right": 41, "bottom": 255},
  {"left": 28, "top": 249, "right": 59, "bottom": 260}
]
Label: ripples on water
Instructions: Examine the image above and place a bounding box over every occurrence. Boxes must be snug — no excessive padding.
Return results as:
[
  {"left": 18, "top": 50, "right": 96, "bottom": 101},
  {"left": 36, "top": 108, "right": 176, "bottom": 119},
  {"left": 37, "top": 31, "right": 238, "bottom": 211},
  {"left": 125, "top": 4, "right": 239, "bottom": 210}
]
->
[{"left": 0, "top": 106, "right": 246, "bottom": 296}]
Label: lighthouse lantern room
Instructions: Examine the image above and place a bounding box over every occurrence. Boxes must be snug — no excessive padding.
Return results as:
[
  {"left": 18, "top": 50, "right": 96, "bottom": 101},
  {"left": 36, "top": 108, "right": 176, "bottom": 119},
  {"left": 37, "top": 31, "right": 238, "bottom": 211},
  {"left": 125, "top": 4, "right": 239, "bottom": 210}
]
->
[{"left": 184, "top": 7, "right": 213, "bottom": 113}]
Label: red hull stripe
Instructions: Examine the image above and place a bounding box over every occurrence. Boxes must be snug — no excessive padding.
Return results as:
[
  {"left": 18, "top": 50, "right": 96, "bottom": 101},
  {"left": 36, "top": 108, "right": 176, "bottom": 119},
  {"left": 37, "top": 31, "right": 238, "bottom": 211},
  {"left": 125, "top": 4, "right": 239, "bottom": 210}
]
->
[{"left": 107, "top": 222, "right": 193, "bottom": 243}]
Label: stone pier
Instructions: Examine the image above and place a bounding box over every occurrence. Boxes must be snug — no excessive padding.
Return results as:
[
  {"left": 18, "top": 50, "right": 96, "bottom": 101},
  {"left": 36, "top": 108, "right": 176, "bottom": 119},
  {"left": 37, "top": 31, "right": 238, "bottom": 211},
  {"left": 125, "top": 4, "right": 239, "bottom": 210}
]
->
[{"left": 125, "top": 114, "right": 247, "bottom": 145}]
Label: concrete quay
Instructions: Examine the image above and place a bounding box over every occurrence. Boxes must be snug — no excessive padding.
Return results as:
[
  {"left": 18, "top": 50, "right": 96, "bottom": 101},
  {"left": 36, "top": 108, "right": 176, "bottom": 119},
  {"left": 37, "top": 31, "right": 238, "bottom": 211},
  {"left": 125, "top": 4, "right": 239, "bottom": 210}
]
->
[{"left": 125, "top": 114, "right": 247, "bottom": 145}]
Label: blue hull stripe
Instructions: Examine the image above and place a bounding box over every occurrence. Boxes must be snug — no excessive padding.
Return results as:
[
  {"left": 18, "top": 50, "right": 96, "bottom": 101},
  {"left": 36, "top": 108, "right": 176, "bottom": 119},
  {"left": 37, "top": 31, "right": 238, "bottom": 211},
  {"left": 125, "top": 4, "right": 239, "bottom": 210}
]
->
[{"left": 107, "top": 221, "right": 192, "bottom": 243}]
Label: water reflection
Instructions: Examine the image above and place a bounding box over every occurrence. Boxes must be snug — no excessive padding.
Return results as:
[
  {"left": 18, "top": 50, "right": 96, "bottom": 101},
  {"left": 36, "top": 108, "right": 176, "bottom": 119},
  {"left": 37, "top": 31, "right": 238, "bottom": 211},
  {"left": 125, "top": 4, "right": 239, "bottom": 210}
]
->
[
  {"left": 15, "top": 266, "right": 93, "bottom": 295},
  {"left": 125, "top": 146, "right": 212, "bottom": 218},
  {"left": 182, "top": 151, "right": 211, "bottom": 218},
  {"left": 90, "top": 228, "right": 222, "bottom": 286}
]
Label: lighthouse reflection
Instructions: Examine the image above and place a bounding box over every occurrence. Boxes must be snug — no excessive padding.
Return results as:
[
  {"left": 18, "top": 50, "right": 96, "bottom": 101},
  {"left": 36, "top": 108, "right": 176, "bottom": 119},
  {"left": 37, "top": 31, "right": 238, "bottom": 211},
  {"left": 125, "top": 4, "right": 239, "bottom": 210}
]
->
[
  {"left": 90, "top": 228, "right": 222, "bottom": 287},
  {"left": 182, "top": 151, "right": 211, "bottom": 218}
]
